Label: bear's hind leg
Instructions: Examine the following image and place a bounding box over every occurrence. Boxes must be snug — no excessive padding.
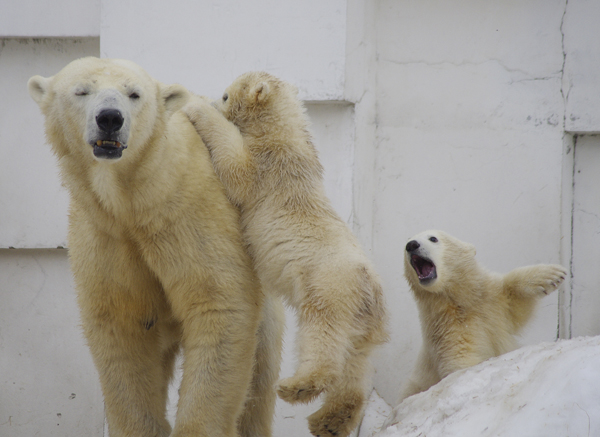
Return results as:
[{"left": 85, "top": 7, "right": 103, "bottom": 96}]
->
[
  {"left": 277, "top": 302, "right": 351, "bottom": 404},
  {"left": 166, "top": 282, "right": 260, "bottom": 437},
  {"left": 238, "top": 294, "right": 285, "bottom": 437},
  {"left": 307, "top": 347, "right": 372, "bottom": 437}
]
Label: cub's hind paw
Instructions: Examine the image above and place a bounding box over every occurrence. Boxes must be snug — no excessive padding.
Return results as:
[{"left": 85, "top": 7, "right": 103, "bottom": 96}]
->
[
  {"left": 307, "top": 395, "right": 364, "bottom": 437},
  {"left": 277, "top": 377, "right": 325, "bottom": 404},
  {"left": 276, "top": 375, "right": 327, "bottom": 404}
]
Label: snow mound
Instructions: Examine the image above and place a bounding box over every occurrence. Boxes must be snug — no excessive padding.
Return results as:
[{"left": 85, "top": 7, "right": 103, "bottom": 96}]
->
[
  {"left": 357, "top": 389, "right": 393, "bottom": 437},
  {"left": 375, "top": 336, "right": 600, "bottom": 437}
]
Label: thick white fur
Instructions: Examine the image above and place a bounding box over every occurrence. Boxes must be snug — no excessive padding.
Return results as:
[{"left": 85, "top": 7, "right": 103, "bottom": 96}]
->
[
  {"left": 183, "top": 72, "right": 389, "bottom": 437},
  {"left": 28, "top": 58, "right": 284, "bottom": 437},
  {"left": 402, "top": 230, "right": 566, "bottom": 401}
]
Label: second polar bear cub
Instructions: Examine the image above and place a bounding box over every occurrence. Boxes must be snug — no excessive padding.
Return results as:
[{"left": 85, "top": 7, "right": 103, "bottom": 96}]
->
[
  {"left": 401, "top": 230, "right": 566, "bottom": 401},
  {"left": 184, "top": 72, "right": 388, "bottom": 437}
]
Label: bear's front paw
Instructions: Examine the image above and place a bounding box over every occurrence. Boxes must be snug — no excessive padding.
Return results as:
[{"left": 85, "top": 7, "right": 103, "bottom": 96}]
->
[
  {"left": 307, "top": 394, "right": 364, "bottom": 437},
  {"left": 276, "top": 373, "right": 332, "bottom": 404},
  {"left": 529, "top": 264, "right": 567, "bottom": 295},
  {"left": 182, "top": 97, "right": 218, "bottom": 127}
]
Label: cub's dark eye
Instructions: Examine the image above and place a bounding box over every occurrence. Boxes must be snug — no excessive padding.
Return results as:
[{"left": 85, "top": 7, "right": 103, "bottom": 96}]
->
[
  {"left": 129, "top": 92, "right": 140, "bottom": 100},
  {"left": 75, "top": 90, "right": 88, "bottom": 96},
  {"left": 222, "top": 93, "right": 228, "bottom": 102},
  {"left": 429, "top": 237, "right": 438, "bottom": 243}
]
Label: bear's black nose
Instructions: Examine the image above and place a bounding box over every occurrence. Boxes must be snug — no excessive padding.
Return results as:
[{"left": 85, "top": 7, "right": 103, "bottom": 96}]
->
[
  {"left": 96, "top": 109, "right": 124, "bottom": 133},
  {"left": 406, "top": 240, "right": 420, "bottom": 252}
]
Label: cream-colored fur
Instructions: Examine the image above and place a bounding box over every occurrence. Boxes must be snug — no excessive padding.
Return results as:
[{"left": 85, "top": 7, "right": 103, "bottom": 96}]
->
[
  {"left": 402, "top": 230, "right": 566, "bottom": 401},
  {"left": 183, "top": 72, "right": 389, "bottom": 437},
  {"left": 28, "top": 58, "right": 284, "bottom": 437}
]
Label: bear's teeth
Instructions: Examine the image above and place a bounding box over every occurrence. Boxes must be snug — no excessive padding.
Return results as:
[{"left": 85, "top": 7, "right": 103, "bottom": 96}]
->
[{"left": 96, "top": 140, "right": 121, "bottom": 148}]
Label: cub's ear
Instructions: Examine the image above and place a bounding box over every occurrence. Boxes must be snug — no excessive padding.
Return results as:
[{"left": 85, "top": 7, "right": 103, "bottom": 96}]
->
[
  {"left": 250, "top": 81, "right": 270, "bottom": 104},
  {"left": 28, "top": 75, "right": 51, "bottom": 105},
  {"left": 162, "top": 84, "right": 190, "bottom": 115}
]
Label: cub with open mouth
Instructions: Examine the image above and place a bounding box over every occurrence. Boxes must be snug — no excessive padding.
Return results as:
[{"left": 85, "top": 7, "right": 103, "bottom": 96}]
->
[{"left": 400, "top": 229, "right": 567, "bottom": 401}]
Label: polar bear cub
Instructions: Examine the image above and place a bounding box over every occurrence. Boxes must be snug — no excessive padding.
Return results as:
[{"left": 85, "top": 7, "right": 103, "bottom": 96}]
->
[
  {"left": 184, "top": 72, "right": 389, "bottom": 437},
  {"left": 401, "top": 230, "right": 566, "bottom": 400}
]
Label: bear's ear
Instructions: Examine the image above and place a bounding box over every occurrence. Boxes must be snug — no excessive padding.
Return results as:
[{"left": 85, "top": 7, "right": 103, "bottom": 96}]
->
[
  {"left": 250, "top": 81, "right": 270, "bottom": 104},
  {"left": 162, "top": 84, "right": 190, "bottom": 115},
  {"left": 28, "top": 75, "right": 51, "bottom": 105}
]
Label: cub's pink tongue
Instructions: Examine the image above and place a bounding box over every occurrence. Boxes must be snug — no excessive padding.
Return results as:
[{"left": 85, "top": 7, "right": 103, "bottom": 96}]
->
[
  {"left": 411, "top": 254, "right": 435, "bottom": 280},
  {"left": 419, "top": 263, "right": 434, "bottom": 279}
]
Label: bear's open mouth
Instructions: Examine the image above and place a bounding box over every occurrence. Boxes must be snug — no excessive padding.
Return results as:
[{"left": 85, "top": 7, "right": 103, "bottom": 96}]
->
[
  {"left": 93, "top": 140, "right": 128, "bottom": 159},
  {"left": 410, "top": 254, "right": 437, "bottom": 283}
]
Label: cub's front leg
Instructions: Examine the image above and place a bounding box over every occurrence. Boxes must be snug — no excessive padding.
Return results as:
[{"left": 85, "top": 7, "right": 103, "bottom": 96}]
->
[
  {"left": 183, "top": 97, "right": 256, "bottom": 206},
  {"left": 503, "top": 264, "right": 566, "bottom": 330},
  {"left": 504, "top": 264, "right": 567, "bottom": 297}
]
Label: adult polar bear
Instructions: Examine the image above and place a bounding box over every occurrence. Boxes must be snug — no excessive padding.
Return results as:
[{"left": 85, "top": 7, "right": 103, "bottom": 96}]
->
[{"left": 28, "top": 57, "right": 284, "bottom": 437}]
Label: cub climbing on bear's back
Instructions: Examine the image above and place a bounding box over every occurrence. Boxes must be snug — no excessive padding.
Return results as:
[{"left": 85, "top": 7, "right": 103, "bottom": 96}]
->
[
  {"left": 184, "top": 72, "right": 389, "bottom": 437},
  {"left": 401, "top": 229, "right": 566, "bottom": 401}
]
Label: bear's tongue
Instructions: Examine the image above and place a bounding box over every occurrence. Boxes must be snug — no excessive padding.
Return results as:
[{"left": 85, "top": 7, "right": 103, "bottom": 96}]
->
[{"left": 412, "top": 255, "right": 435, "bottom": 280}]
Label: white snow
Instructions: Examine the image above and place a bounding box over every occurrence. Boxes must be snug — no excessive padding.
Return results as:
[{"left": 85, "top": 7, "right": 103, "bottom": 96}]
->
[
  {"left": 357, "top": 389, "right": 393, "bottom": 437},
  {"left": 360, "top": 336, "right": 600, "bottom": 437}
]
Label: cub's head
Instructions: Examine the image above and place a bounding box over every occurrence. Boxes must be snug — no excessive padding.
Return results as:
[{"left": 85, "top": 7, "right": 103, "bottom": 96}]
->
[
  {"left": 28, "top": 57, "right": 189, "bottom": 162},
  {"left": 404, "top": 230, "right": 477, "bottom": 293},
  {"left": 213, "top": 71, "right": 300, "bottom": 134}
]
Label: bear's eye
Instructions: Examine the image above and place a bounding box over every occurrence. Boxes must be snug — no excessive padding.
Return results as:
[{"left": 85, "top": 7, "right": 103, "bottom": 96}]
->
[
  {"left": 222, "top": 93, "right": 228, "bottom": 102},
  {"left": 129, "top": 92, "right": 140, "bottom": 100},
  {"left": 429, "top": 237, "right": 438, "bottom": 243},
  {"left": 75, "top": 90, "right": 88, "bottom": 96}
]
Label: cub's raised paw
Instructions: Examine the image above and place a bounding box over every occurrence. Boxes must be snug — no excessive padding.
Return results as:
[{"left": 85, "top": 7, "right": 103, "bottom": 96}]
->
[
  {"left": 276, "top": 373, "right": 331, "bottom": 404},
  {"left": 307, "top": 394, "right": 364, "bottom": 437},
  {"left": 530, "top": 264, "right": 567, "bottom": 295}
]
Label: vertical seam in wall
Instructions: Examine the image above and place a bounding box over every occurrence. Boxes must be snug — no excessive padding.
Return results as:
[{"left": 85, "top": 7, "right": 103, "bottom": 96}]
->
[
  {"left": 557, "top": 0, "right": 571, "bottom": 340},
  {"left": 350, "top": 102, "right": 357, "bottom": 230},
  {"left": 559, "top": 0, "right": 569, "bottom": 127},
  {"left": 371, "top": 1, "right": 380, "bottom": 258},
  {"left": 568, "top": 135, "right": 577, "bottom": 340}
]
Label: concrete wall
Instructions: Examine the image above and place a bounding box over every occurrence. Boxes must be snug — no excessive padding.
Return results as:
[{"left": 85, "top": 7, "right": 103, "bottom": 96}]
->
[
  {"left": 0, "top": 249, "right": 104, "bottom": 436},
  {"left": 2, "top": 1, "right": 599, "bottom": 436}
]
